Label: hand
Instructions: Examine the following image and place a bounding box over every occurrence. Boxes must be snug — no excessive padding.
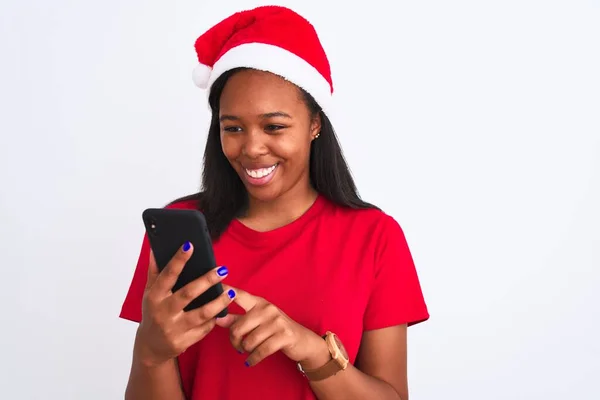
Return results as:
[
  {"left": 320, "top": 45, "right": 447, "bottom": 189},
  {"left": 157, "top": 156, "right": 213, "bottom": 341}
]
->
[
  {"left": 216, "top": 285, "right": 330, "bottom": 368},
  {"left": 135, "top": 242, "right": 235, "bottom": 367}
]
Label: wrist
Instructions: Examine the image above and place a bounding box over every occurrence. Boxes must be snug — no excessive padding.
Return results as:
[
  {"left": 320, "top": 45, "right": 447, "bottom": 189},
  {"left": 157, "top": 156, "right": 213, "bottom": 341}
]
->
[
  {"left": 133, "top": 329, "right": 167, "bottom": 369},
  {"left": 299, "top": 332, "right": 331, "bottom": 370}
]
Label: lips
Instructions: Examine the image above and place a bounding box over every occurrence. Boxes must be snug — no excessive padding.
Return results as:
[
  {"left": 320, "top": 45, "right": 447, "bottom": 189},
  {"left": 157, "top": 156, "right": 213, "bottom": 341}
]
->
[
  {"left": 241, "top": 163, "right": 279, "bottom": 186},
  {"left": 244, "top": 164, "right": 277, "bottom": 178}
]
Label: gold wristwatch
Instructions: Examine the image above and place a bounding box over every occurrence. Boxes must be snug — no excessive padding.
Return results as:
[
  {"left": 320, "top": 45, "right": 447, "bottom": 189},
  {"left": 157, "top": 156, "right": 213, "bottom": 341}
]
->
[{"left": 297, "top": 331, "right": 349, "bottom": 381}]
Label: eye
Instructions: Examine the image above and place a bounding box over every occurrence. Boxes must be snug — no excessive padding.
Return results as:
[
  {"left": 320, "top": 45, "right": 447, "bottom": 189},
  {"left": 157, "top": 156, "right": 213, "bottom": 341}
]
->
[
  {"left": 223, "top": 126, "right": 242, "bottom": 133},
  {"left": 265, "top": 124, "right": 285, "bottom": 132}
]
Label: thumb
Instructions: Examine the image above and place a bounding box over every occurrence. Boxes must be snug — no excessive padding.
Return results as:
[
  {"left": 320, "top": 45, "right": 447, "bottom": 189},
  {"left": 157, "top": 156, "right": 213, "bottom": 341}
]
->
[
  {"left": 145, "top": 250, "right": 160, "bottom": 290},
  {"left": 215, "top": 314, "right": 241, "bottom": 328}
]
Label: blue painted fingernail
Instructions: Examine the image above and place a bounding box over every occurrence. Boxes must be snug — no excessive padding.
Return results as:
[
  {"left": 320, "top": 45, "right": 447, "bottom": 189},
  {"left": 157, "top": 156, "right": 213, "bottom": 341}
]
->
[
  {"left": 182, "top": 241, "right": 191, "bottom": 252},
  {"left": 237, "top": 349, "right": 244, "bottom": 354},
  {"left": 244, "top": 361, "right": 250, "bottom": 367},
  {"left": 217, "top": 266, "right": 228, "bottom": 276},
  {"left": 227, "top": 289, "right": 236, "bottom": 299}
]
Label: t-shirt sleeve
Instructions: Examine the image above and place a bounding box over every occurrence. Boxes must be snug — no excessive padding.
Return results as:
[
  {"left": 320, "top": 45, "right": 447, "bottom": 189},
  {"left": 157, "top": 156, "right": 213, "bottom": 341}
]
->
[
  {"left": 119, "top": 233, "right": 151, "bottom": 323},
  {"left": 363, "top": 215, "right": 429, "bottom": 331}
]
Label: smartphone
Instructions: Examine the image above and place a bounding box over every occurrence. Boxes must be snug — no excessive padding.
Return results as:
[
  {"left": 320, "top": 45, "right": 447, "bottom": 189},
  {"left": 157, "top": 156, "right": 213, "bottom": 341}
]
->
[{"left": 142, "top": 208, "right": 228, "bottom": 317}]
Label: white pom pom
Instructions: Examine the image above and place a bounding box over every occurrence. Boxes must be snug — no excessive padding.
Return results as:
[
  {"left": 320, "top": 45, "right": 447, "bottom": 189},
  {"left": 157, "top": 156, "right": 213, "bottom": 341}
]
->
[{"left": 192, "top": 63, "right": 212, "bottom": 89}]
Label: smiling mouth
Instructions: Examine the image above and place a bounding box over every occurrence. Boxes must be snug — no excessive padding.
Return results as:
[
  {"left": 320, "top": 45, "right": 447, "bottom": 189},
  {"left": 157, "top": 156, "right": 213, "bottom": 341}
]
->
[
  {"left": 244, "top": 164, "right": 278, "bottom": 179},
  {"left": 242, "top": 163, "right": 279, "bottom": 186}
]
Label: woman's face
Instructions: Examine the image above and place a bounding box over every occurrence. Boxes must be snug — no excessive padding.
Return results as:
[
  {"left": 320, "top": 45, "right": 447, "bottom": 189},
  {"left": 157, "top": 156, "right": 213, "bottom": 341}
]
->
[{"left": 219, "top": 69, "right": 321, "bottom": 203}]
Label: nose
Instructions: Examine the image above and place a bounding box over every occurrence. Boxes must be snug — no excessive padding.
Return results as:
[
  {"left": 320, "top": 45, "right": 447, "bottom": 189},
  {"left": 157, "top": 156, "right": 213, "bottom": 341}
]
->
[{"left": 241, "top": 128, "right": 268, "bottom": 158}]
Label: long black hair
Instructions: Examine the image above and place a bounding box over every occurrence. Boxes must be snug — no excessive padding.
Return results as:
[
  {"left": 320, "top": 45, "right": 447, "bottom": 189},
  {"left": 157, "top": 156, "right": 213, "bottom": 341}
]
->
[{"left": 170, "top": 68, "right": 377, "bottom": 239}]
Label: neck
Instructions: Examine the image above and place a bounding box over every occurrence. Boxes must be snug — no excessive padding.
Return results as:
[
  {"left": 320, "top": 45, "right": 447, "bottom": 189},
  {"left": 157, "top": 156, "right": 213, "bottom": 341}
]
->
[{"left": 244, "top": 180, "right": 318, "bottom": 227}]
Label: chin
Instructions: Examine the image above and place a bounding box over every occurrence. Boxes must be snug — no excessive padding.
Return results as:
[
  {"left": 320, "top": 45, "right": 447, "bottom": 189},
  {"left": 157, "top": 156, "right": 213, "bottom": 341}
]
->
[{"left": 245, "top": 184, "right": 283, "bottom": 202}]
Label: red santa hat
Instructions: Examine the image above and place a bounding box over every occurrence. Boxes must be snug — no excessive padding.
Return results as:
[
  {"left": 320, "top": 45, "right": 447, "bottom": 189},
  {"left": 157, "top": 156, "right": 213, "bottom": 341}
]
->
[{"left": 192, "top": 6, "right": 333, "bottom": 114}]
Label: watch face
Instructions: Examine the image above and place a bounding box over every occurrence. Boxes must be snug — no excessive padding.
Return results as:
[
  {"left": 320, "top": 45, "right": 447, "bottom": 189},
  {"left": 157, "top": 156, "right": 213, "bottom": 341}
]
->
[{"left": 333, "top": 334, "right": 349, "bottom": 360}]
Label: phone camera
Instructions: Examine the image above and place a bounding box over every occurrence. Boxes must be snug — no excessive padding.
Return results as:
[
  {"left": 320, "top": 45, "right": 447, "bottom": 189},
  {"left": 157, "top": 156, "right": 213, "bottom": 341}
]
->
[{"left": 148, "top": 219, "right": 158, "bottom": 235}]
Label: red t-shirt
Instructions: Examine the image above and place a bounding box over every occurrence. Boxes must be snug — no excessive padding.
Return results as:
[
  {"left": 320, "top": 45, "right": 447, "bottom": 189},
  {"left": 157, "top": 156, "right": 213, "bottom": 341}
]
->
[{"left": 120, "top": 195, "right": 429, "bottom": 400}]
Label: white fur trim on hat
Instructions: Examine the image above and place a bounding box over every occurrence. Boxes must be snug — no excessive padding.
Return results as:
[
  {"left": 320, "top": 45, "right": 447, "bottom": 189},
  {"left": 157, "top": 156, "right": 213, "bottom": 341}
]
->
[{"left": 193, "top": 42, "right": 333, "bottom": 114}]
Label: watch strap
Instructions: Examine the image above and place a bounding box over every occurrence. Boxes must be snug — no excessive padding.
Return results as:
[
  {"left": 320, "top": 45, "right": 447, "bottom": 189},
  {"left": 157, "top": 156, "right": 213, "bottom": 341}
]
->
[{"left": 301, "top": 358, "right": 343, "bottom": 381}]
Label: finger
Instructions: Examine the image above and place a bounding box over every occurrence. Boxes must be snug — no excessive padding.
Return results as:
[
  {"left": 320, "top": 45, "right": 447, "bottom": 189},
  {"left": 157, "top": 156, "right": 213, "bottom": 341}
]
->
[
  {"left": 221, "top": 284, "right": 259, "bottom": 312},
  {"left": 178, "top": 318, "right": 217, "bottom": 352},
  {"left": 244, "top": 333, "right": 288, "bottom": 367},
  {"left": 145, "top": 250, "right": 159, "bottom": 290},
  {"left": 215, "top": 313, "right": 241, "bottom": 329},
  {"left": 150, "top": 242, "right": 193, "bottom": 297},
  {"left": 240, "top": 321, "right": 277, "bottom": 353},
  {"left": 181, "top": 283, "right": 236, "bottom": 328},
  {"left": 167, "top": 265, "right": 230, "bottom": 313},
  {"left": 229, "top": 307, "right": 271, "bottom": 353}
]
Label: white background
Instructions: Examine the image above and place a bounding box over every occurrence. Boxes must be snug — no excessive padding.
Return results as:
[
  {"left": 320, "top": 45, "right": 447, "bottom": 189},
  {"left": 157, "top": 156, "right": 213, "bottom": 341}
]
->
[{"left": 1, "top": 0, "right": 599, "bottom": 399}]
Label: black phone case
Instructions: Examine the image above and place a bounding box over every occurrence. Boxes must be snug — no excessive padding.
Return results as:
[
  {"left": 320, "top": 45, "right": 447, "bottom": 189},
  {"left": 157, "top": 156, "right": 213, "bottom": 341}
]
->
[{"left": 142, "top": 208, "right": 227, "bottom": 317}]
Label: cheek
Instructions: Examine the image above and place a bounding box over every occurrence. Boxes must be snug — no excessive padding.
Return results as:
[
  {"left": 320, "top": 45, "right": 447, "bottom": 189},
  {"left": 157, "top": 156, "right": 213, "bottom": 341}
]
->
[
  {"left": 275, "top": 135, "right": 311, "bottom": 163},
  {"left": 220, "top": 135, "right": 239, "bottom": 161}
]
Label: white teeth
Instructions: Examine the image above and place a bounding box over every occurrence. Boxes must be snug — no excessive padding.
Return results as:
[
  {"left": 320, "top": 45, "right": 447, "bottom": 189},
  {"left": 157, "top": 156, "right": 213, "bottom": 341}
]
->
[{"left": 245, "top": 164, "right": 277, "bottom": 179}]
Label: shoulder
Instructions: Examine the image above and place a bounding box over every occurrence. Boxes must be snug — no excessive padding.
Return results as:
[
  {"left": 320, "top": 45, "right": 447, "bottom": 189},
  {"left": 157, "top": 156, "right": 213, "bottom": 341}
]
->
[
  {"left": 322, "top": 197, "right": 403, "bottom": 237},
  {"left": 319, "top": 197, "right": 408, "bottom": 257}
]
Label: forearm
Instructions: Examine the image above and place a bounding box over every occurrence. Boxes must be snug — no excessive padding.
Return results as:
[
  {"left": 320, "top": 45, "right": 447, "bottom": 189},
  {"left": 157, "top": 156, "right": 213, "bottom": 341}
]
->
[
  {"left": 309, "top": 364, "right": 402, "bottom": 400},
  {"left": 303, "top": 339, "right": 403, "bottom": 400},
  {"left": 125, "top": 335, "right": 186, "bottom": 400}
]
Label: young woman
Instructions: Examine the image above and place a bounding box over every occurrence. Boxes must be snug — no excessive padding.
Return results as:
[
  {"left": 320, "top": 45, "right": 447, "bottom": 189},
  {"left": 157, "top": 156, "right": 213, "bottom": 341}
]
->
[{"left": 120, "top": 5, "right": 429, "bottom": 400}]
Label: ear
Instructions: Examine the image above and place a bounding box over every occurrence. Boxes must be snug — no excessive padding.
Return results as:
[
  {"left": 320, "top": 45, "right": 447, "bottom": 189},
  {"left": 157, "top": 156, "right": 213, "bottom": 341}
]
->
[{"left": 310, "top": 113, "right": 322, "bottom": 140}]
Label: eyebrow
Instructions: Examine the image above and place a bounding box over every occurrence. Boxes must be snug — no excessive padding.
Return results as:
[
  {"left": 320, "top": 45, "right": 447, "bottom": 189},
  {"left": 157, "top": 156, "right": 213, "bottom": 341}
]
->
[{"left": 219, "top": 111, "right": 292, "bottom": 122}]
